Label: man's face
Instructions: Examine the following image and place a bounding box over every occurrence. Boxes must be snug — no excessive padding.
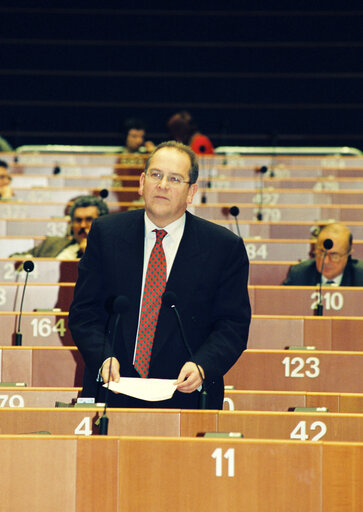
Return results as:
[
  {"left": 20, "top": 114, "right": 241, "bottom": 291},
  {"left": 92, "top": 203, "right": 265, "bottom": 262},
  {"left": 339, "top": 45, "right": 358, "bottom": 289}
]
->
[
  {"left": 315, "top": 232, "right": 350, "bottom": 280},
  {"left": 138, "top": 147, "right": 198, "bottom": 228},
  {"left": 126, "top": 129, "right": 145, "bottom": 152},
  {"left": 71, "top": 206, "right": 99, "bottom": 244}
]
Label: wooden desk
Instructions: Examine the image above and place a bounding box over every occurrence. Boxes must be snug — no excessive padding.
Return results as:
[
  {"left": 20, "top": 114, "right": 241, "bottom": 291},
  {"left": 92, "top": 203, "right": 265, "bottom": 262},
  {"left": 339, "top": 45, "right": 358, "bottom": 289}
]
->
[
  {"left": 0, "top": 387, "right": 80, "bottom": 408},
  {"left": 0, "top": 282, "right": 75, "bottom": 312},
  {"left": 249, "top": 285, "right": 363, "bottom": 317},
  {"left": 0, "top": 346, "right": 84, "bottom": 387},
  {"left": 0, "top": 259, "right": 78, "bottom": 283},
  {"left": 0, "top": 435, "right": 362, "bottom": 511},
  {"left": 0, "top": 312, "right": 72, "bottom": 346},
  {"left": 0, "top": 407, "right": 362, "bottom": 442},
  {"left": 225, "top": 349, "right": 363, "bottom": 393},
  {"left": 249, "top": 315, "right": 363, "bottom": 351},
  {"left": 223, "top": 390, "right": 363, "bottom": 413}
]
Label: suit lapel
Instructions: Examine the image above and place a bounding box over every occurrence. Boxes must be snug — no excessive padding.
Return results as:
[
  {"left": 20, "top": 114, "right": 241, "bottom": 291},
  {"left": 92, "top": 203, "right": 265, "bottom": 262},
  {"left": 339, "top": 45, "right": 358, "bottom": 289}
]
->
[
  {"left": 113, "top": 211, "right": 145, "bottom": 364},
  {"left": 150, "top": 212, "right": 206, "bottom": 361}
]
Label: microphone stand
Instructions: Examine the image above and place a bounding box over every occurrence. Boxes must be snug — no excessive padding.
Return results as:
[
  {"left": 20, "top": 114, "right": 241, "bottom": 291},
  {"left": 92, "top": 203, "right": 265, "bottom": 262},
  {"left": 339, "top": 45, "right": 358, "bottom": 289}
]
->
[
  {"left": 229, "top": 206, "right": 241, "bottom": 237},
  {"left": 256, "top": 166, "right": 268, "bottom": 221},
  {"left": 316, "top": 250, "right": 327, "bottom": 316},
  {"left": 15, "top": 261, "right": 34, "bottom": 346},
  {"left": 170, "top": 304, "right": 208, "bottom": 409},
  {"left": 99, "top": 313, "right": 121, "bottom": 435}
]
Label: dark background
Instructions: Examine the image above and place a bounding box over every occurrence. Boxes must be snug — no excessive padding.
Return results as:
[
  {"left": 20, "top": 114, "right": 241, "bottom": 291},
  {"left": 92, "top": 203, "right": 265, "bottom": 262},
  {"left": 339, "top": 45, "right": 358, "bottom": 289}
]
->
[{"left": 1, "top": 2, "right": 362, "bottom": 150}]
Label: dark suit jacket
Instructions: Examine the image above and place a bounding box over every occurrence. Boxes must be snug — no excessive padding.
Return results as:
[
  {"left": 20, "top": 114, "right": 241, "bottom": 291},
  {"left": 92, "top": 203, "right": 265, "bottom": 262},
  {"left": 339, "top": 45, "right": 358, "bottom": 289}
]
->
[
  {"left": 283, "top": 257, "right": 363, "bottom": 286},
  {"left": 69, "top": 209, "right": 251, "bottom": 409}
]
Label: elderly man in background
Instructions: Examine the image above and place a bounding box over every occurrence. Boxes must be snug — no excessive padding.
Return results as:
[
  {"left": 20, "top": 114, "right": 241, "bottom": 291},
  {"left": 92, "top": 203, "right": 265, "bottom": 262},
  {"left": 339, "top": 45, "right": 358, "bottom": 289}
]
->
[{"left": 283, "top": 222, "right": 363, "bottom": 287}]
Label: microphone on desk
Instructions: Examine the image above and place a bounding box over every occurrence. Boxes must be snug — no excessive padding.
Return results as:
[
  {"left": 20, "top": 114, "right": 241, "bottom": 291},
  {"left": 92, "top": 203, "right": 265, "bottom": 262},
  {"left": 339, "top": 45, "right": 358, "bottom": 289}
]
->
[
  {"left": 15, "top": 260, "right": 35, "bottom": 346},
  {"left": 316, "top": 238, "right": 333, "bottom": 316},
  {"left": 229, "top": 206, "right": 241, "bottom": 237},
  {"left": 99, "top": 188, "right": 109, "bottom": 199},
  {"left": 162, "top": 291, "right": 208, "bottom": 409},
  {"left": 256, "top": 165, "right": 268, "bottom": 221},
  {"left": 99, "top": 295, "right": 130, "bottom": 435}
]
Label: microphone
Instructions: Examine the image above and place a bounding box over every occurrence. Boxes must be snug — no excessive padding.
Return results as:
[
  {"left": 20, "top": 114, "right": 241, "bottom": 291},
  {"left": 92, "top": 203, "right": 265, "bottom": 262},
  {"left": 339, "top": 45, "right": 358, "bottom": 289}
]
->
[
  {"left": 99, "top": 295, "right": 130, "bottom": 435},
  {"left": 256, "top": 165, "right": 268, "bottom": 221},
  {"left": 229, "top": 206, "right": 241, "bottom": 237},
  {"left": 316, "top": 238, "right": 333, "bottom": 316},
  {"left": 15, "top": 260, "right": 34, "bottom": 346},
  {"left": 162, "top": 291, "right": 208, "bottom": 409},
  {"left": 99, "top": 188, "right": 109, "bottom": 199}
]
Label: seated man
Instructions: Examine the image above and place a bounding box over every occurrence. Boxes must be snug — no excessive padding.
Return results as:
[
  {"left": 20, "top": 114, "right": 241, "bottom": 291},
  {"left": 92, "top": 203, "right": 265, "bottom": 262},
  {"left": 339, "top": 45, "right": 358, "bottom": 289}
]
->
[
  {"left": 283, "top": 222, "right": 363, "bottom": 286},
  {"left": 0, "top": 160, "right": 13, "bottom": 199},
  {"left": 10, "top": 195, "right": 109, "bottom": 259}
]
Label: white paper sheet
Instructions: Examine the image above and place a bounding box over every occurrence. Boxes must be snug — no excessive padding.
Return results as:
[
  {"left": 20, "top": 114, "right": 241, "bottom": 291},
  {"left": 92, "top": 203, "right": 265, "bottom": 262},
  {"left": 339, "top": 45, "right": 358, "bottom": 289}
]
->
[{"left": 103, "top": 377, "right": 177, "bottom": 401}]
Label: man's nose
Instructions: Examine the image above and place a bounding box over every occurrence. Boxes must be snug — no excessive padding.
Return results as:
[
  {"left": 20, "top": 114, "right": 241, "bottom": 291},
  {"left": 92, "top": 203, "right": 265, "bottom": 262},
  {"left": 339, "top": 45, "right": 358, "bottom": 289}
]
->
[{"left": 158, "top": 175, "right": 170, "bottom": 188}]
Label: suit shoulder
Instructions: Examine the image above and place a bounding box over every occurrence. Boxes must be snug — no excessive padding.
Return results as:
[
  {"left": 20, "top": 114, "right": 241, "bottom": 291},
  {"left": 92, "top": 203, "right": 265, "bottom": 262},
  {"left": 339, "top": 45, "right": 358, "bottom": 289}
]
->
[{"left": 188, "top": 212, "right": 241, "bottom": 242}]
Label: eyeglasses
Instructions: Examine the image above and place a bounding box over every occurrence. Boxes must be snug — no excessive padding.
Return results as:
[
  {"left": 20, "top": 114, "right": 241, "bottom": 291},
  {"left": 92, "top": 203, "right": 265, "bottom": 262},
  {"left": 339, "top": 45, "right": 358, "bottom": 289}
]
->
[
  {"left": 146, "top": 169, "right": 191, "bottom": 186},
  {"left": 315, "top": 248, "right": 350, "bottom": 262},
  {"left": 0, "top": 175, "right": 10, "bottom": 180}
]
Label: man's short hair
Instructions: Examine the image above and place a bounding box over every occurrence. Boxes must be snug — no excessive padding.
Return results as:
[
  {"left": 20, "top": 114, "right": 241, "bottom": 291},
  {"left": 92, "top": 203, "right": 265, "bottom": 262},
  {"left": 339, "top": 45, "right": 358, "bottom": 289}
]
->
[
  {"left": 144, "top": 140, "right": 199, "bottom": 185},
  {"left": 0, "top": 160, "right": 9, "bottom": 169},
  {"left": 69, "top": 195, "right": 109, "bottom": 220}
]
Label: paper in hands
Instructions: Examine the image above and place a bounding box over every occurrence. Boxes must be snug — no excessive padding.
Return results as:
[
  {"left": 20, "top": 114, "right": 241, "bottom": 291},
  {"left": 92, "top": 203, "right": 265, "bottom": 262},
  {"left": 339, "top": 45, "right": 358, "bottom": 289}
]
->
[{"left": 103, "top": 377, "right": 177, "bottom": 401}]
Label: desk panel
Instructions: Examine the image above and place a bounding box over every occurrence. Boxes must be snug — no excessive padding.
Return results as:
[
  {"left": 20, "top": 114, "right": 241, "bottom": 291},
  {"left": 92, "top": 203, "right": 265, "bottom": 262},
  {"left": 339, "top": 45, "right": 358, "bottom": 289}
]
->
[
  {"left": 0, "top": 346, "right": 83, "bottom": 387},
  {"left": 1, "top": 407, "right": 361, "bottom": 442},
  {"left": 249, "top": 315, "right": 363, "bottom": 351},
  {"left": 0, "top": 387, "right": 80, "bottom": 407},
  {"left": 0, "top": 259, "right": 78, "bottom": 283},
  {"left": 250, "top": 285, "right": 363, "bottom": 317},
  {"left": 0, "top": 312, "right": 73, "bottom": 346},
  {"left": 218, "top": 410, "right": 363, "bottom": 442},
  {"left": 225, "top": 350, "right": 363, "bottom": 393},
  {"left": 0, "top": 283, "right": 75, "bottom": 311},
  {"left": 223, "top": 390, "right": 363, "bottom": 413}
]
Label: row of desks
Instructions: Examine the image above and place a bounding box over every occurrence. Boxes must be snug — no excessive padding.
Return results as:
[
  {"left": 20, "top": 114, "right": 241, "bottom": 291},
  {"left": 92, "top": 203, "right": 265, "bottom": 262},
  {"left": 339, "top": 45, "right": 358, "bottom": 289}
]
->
[
  {"left": 1, "top": 312, "right": 362, "bottom": 351},
  {"left": 1, "top": 407, "right": 363, "bottom": 442},
  {"left": 10, "top": 186, "right": 363, "bottom": 205},
  {"left": 1, "top": 387, "right": 362, "bottom": 413},
  {"left": 1, "top": 434, "right": 361, "bottom": 512},
  {"left": 1, "top": 200, "right": 363, "bottom": 221},
  {"left": 1, "top": 347, "right": 362, "bottom": 392},
  {"left": 4, "top": 237, "right": 363, "bottom": 262},
  {"left": 3, "top": 217, "right": 363, "bottom": 239},
  {"left": 1, "top": 282, "right": 362, "bottom": 316},
  {"left": 10, "top": 173, "right": 363, "bottom": 190}
]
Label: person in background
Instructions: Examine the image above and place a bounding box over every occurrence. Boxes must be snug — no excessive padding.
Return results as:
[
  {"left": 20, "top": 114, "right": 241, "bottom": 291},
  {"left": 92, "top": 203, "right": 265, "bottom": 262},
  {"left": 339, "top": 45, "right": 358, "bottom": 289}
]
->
[
  {"left": 120, "top": 118, "right": 155, "bottom": 154},
  {"left": 10, "top": 195, "right": 109, "bottom": 259},
  {"left": 283, "top": 222, "right": 363, "bottom": 286},
  {"left": 69, "top": 141, "right": 250, "bottom": 410},
  {"left": 0, "top": 160, "right": 13, "bottom": 199},
  {"left": 167, "top": 111, "right": 214, "bottom": 155}
]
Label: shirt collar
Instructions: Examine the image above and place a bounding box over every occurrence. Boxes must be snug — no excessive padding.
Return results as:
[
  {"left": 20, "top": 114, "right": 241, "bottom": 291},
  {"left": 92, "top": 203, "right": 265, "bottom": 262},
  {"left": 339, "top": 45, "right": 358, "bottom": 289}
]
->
[
  {"left": 144, "top": 212, "right": 186, "bottom": 239},
  {"left": 322, "top": 273, "right": 343, "bottom": 286}
]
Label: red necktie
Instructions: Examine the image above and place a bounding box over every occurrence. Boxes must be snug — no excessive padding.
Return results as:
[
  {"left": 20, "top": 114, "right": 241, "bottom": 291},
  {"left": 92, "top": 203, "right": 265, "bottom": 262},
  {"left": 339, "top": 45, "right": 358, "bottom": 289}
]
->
[{"left": 134, "top": 229, "right": 167, "bottom": 378}]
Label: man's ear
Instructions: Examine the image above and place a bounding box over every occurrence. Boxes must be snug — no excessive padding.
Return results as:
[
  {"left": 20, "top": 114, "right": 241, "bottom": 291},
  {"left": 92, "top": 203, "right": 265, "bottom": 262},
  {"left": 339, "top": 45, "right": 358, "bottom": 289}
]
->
[
  {"left": 187, "top": 183, "right": 198, "bottom": 204},
  {"left": 138, "top": 172, "right": 145, "bottom": 197}
]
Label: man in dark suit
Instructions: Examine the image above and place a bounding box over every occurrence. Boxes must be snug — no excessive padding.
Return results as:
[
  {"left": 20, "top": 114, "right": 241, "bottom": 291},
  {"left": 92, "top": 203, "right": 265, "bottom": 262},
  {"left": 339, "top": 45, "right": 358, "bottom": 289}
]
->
[
  {"left": 69, "top": 141, "right": 251, "bottom": 409},
  {"left": 283, "top": 222, "right": 363, "bottom": 287}
]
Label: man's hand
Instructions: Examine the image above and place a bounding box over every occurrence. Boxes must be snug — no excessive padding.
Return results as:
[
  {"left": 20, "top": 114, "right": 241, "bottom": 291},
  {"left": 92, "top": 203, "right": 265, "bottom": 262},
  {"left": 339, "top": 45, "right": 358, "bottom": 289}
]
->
[
  {"left": 101, "top": 357, "right": 121, "bottom": 384},
  {"left": 174, "top": 362, "right": 205, "bottom": 393}
]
